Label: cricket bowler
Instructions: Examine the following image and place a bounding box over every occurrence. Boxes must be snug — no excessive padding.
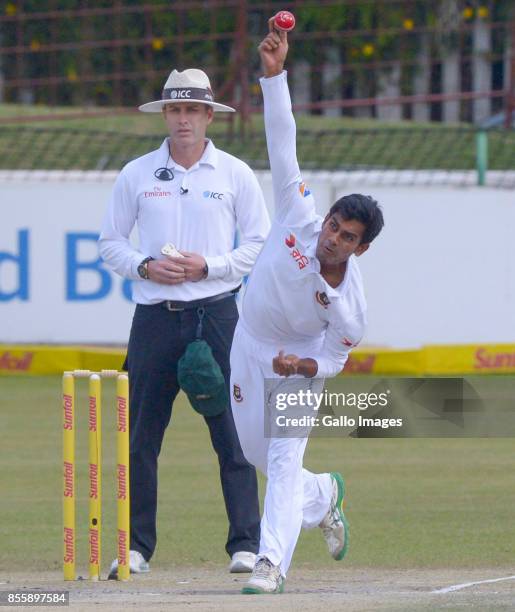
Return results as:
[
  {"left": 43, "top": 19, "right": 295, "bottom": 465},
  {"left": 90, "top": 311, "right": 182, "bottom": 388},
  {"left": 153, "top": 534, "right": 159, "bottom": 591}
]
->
[{"left": 229, "top": 18, "right": 384, "bottom": 594}]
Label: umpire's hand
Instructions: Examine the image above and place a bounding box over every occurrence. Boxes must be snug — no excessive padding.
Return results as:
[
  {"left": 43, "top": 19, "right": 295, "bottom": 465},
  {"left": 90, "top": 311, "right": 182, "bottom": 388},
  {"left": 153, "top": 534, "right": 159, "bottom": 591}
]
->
[
  {"left": 149, "top": 252, "right": 208, "bottom": 284},
  {"left": 169, "top": 251, "right": 208, "bottom": 282},
  {"left": 147, "top": 259, "right": 186, "bottom": 285}
]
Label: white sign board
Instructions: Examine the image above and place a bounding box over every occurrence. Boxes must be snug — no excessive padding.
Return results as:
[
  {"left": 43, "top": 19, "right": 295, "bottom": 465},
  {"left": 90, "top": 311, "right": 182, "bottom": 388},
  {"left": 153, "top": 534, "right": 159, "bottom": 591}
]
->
[{"left": 1, "top": 173, "right": 514, "bottom": 346}]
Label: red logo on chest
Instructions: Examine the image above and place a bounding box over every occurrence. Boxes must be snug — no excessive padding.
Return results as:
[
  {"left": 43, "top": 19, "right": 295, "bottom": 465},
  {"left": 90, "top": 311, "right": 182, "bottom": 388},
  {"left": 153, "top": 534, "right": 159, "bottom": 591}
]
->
[
  {"left": 285, "top": 233, "right": 296, "bottom": 248},
  {"left": 285, "top": 232, "right": 308, "bottom": 270},
  {"left": 291, "top": 248, "right": 309, "bottom": 270},
  {"left": 144, "top": 186, "right": 171, "bottom": 198}
]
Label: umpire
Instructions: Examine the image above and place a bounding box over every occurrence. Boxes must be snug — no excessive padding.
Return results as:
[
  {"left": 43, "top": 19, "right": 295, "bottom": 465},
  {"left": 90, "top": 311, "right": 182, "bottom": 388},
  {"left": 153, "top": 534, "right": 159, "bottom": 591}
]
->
[{"left": 99, "top": 68, "right": 269, "bottom": 577}]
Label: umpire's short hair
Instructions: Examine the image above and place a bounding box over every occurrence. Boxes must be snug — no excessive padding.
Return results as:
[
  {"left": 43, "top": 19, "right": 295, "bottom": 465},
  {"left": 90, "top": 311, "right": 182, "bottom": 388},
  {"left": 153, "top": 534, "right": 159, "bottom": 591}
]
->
[{"left": 329, "top": 194, "right": 384, "bottom": 244}]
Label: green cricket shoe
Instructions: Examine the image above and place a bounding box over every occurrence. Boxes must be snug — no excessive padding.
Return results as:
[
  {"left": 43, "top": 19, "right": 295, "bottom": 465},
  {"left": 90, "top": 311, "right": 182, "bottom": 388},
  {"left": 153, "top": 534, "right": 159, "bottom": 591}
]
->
[
  {"left": 241, "top": 557, "right": 285, "bottom": 594},
  {"left": 319, "top": 471, "right": 349, "bottom": 561}
]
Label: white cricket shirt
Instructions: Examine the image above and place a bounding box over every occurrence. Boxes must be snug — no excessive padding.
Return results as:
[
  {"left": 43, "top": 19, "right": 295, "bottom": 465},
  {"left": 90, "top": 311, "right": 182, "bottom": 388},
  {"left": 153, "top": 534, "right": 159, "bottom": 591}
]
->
[
  {"left": 99, "top": 138, "right": 270, "bottom": 303},
  {"left": 240, "top": 72, "right": 367, "bottom": 378}
]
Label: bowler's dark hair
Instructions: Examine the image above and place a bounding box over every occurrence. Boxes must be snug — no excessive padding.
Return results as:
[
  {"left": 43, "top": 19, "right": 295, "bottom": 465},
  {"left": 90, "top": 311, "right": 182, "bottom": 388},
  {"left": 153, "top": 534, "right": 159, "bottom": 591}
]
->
[{"left": 329, "top": 194, "right": 384, "bottom": 244}]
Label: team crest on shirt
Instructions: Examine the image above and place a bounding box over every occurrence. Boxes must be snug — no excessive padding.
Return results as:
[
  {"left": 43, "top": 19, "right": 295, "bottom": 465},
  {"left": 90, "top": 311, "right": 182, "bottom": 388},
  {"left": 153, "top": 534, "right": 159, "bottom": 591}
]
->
[
  {"left": 233, "top": 384, "right": 243, "bottom": 403},
  {"left": 315, "top": 291, "right": 331, "bottom": 309},
  {"left": 341, "top": 337, "right": 356, "bottom": 348},
  {"left": 299, "top": 182, "right": 311, "bottom": 197}
]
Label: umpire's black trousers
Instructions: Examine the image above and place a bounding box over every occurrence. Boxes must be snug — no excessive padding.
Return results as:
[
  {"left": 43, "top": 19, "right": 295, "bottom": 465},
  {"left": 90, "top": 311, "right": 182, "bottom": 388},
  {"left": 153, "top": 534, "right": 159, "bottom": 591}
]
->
[{"left": 125, "top": 295, "right": 260, "bottom": 561}]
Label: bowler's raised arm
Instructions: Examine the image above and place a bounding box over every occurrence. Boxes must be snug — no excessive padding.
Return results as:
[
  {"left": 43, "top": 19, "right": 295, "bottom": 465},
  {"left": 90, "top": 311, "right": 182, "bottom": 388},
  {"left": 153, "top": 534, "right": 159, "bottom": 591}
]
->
[{"left": 258, "top": 18, "right": 306, "bottom": 223}]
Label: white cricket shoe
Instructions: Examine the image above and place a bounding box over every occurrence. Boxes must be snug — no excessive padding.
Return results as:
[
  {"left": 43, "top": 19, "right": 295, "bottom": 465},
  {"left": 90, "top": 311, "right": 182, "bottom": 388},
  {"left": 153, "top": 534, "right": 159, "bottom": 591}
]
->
[
  {"left": 229, "top": 551, "right": 256, "bottom": 573},
  {"left": 241, "top": 556, "right": 284, "bottom": 594},
  {"left": 108, "top": 549, "right": 150, "bottom": 579},
  {"left": 319, "top": 471, "right": 349, "bottom": 561}
]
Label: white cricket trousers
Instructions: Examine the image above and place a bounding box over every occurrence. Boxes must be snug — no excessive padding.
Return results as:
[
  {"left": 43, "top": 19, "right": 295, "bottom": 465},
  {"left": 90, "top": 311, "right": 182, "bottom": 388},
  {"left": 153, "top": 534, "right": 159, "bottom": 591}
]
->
[{"left": 230, "top": 322, "right": 333, "bottom": 576}]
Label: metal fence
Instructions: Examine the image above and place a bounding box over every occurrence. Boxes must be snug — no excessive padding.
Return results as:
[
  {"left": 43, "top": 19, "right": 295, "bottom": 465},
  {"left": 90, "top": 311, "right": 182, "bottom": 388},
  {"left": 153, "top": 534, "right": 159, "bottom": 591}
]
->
[
  {"left": 0, "top": 125, "right": 513, "bottom": 187},
  {"left": 1, "top": 0, "right": 514, "bottom": 125}
]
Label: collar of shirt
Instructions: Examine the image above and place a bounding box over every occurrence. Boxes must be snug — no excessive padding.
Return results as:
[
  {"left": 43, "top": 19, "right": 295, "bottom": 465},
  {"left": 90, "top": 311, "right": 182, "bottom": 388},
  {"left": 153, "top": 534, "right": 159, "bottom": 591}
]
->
[{"left": 157, "top": 138, "right": 219, "bottom": 171}]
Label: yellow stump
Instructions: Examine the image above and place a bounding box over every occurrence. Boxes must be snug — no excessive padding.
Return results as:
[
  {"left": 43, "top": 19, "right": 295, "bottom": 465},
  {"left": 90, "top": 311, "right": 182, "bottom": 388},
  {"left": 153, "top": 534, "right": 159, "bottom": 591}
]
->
[
  {"left": 116, "top": 374, "right": 130, "bottom": 581},
  {"left": 88, "top": 374, "right": 102, "bottom": 580},
  {"left": 62, "top": 373, "right": 76, "bottom": 581}
]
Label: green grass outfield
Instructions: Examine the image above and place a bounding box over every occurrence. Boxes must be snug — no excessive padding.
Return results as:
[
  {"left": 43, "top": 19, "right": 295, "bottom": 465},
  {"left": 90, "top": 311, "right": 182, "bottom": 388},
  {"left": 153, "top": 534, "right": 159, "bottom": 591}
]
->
[
  {"left": 2, "top": 102, "right": 513, "bottom": 173},
  {"left": 0, "top": 101, "right": 465, "bottom": 132},
  {"left": 1, "top": 375, "right": 514, "bottom": 576}
]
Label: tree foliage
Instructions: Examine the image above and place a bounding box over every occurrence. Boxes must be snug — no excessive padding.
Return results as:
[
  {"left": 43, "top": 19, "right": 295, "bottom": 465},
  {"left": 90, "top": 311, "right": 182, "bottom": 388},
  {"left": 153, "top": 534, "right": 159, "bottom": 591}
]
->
[{"left": 1, "top": 0, "right": 512, "bottom": 108}]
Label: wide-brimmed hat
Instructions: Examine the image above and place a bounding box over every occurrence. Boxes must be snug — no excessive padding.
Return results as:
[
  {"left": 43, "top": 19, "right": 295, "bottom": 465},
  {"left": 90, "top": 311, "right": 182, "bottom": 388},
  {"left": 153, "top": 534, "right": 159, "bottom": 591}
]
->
[{"left": 139, "top": 68, "right": 235, "bottom": 113}]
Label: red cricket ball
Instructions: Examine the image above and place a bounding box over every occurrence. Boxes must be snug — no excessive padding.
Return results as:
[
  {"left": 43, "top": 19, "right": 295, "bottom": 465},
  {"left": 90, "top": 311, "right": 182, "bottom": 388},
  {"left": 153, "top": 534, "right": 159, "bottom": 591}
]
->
[{"left": 274, "top": 10, "right": 296, "bottom": 32}]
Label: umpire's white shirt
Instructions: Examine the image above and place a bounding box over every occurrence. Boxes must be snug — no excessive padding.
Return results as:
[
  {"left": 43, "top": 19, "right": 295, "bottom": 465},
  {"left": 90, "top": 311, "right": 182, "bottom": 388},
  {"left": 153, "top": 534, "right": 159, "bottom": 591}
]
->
[
  {"left": 99, "top": 138, "right": 270, "bottom": 303},
  {"left": 240, "top": 71, "right": 367, "bottom": 378}
]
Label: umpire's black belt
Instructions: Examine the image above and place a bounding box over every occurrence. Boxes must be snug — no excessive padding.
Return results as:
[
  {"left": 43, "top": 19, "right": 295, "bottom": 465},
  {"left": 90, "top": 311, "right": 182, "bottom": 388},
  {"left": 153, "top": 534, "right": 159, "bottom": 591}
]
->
[{"left": 160, "top": 286, "right": 240, "bottom": 312}]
